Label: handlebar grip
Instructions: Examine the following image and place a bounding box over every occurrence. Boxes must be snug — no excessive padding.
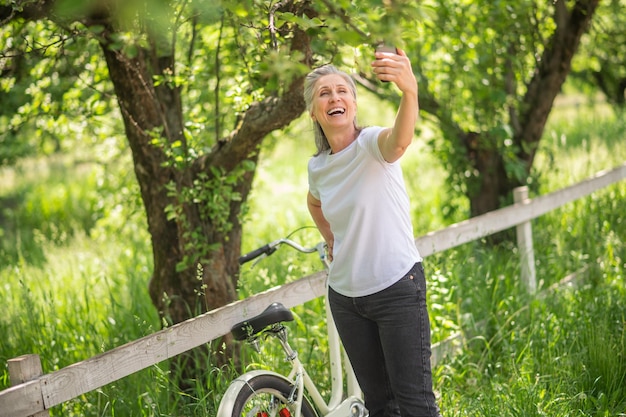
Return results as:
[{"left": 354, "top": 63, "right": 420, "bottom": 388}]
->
[{"left": 238, "top": 244, "right": 275, "bottom": 265}]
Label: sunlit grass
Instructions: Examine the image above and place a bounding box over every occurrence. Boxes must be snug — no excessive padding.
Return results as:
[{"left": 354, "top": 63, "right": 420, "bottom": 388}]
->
[
  {"left": 534, "top": 104, "right": 626, "bottom": 193},
  {"left": 0, "top": 98, "right": 625, "bottom": 416}
]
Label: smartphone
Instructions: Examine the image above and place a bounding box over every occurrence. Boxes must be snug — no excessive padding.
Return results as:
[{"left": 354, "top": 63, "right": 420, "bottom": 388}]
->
[
  {"left": 375, "top": 44, "right": 397, "bottom": 82},
  {"left": 375, "top": 44, "right": 398, "bottom": 54}
]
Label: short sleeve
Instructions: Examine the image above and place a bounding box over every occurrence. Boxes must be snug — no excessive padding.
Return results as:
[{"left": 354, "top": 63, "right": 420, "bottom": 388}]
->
[{"left": 358, "top": 126, "right": 388, "bottom": 163}]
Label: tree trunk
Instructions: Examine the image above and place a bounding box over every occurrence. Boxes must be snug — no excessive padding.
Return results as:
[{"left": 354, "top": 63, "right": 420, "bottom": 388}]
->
[
  {"left": 96, "top": 8, "right": 313, "bottom": 385},
  {"left": 469, "top": 0, "right": 600, "bottom": 216},
  {"left": 462, "top": 132, "right": 510, "bottom": 218},
  {"left": 514, "top": 0, "right": 600, "bottom": 171}
]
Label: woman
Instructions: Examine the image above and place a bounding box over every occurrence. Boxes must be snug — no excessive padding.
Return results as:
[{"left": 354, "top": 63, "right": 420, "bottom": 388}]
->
[{"left": 303, "top": 49, "right": 441, "bottom": 417}]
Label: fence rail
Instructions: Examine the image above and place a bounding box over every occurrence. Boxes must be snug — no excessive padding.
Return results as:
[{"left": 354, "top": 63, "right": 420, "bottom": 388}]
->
[{"left": 2, "top": 162, "right": 625, "bottom": 417}]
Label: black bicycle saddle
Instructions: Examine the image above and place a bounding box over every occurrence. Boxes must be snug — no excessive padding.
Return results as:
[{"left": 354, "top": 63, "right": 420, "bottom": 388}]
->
[{"left": 231, "top": 302, "right": 294, "bottom": 340}]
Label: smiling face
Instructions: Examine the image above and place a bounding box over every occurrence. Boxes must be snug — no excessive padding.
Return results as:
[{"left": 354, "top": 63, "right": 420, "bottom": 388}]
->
[{"left": 310, "top": 74, "right": 357, "bottom": 133}]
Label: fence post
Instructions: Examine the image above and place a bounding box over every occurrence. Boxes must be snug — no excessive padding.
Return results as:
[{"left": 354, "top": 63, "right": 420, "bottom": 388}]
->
[
  {"left": 7, "top": 354, "right": 50, "bottom": 417},
  {"left": 514, "top": 186, "right": 536, "bottom": 293}
]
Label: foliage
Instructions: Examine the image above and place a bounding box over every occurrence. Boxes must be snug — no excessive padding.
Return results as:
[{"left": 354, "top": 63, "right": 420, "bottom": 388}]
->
[
  {"left": 0, "top": 0, "right": 612, "bottom": 332},
  {"left": 1, "top": 94, "right": 625, "bottom": 416},
  {"left": 0, "top": 17, "right": 118, "bottom": 166},
  {"left": 401, "top": 0, "right": 547, "bottom": 206},
  {"left": 1, "top": 0, "right": 624, "bottom": 412},
  {"left": 571, "top": 0, "right": 626, "bottom": 109},
  {"left": 164, "top": 162, "right": 256, "bottom": 272},
  {"left": 0, "top": 0, "right": 613, "bottom": 224},
  {"left": 437, "top": 183, "right": 626, "bottom": 415}
]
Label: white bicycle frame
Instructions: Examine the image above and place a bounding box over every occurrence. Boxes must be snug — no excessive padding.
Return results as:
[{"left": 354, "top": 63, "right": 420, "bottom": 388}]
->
[
  {"left": 293, "top": 291, "right": 364, "bottom": 417},
  {"left": 217, "top": 240, "right": 368, "bottom": 417}
]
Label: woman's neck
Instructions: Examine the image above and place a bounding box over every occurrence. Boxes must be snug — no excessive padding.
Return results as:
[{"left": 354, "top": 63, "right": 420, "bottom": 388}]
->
[{"left": 327, "top": 127, "right": 360, "bottom": 154}]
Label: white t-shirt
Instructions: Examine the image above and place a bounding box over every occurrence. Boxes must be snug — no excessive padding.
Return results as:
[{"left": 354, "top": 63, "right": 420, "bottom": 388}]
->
[{"left": 308, "top": 126, "right": 422, "bottom": 297}]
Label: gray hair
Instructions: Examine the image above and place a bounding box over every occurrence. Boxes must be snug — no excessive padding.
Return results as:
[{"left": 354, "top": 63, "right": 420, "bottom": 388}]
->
[{"left": 303, "top": 65, "right": 359, "bottom": 156}]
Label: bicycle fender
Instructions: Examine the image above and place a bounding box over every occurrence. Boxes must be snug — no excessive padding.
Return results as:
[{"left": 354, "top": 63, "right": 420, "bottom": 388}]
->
[{"left": 216, "top": 370, "right": 294, "bottom": 417}]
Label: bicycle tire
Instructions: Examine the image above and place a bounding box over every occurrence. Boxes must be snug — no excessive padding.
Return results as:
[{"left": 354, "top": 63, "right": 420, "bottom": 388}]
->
[{"left": 225, "top": 373, "right": 317, "bottom": 417}]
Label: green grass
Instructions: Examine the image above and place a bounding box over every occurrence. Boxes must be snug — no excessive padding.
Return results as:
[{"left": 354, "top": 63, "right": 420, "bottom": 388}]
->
[
  {"left": 432, "top": 182, "right": 626, "bottom": 416},
  {"left": 1, "top": 99, "right": 625, "bottom": 416}
]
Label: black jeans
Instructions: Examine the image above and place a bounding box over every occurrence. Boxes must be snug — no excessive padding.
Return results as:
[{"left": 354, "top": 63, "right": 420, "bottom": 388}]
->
[{"left": 328, "top": 262, "right": 441, "bottom": 417}]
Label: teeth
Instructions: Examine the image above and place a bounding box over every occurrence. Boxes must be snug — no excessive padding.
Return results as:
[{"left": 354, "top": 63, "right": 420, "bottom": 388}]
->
[{"left": 327, "top": 108, "right": 345, "bottom": 115}]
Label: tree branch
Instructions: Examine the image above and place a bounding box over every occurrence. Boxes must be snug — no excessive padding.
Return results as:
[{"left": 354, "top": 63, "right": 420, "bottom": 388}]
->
[
  {"left": 516, "top": 0, "right": 600, "bottom": 165},
  {"left": 197, "top": 0, "right": 315, "bottom": 174},
  {"left": 318, "top": 0, "right": 368, "bottom": 38},
  {"left": 0, "top": 0, "right": 54, "bottom": 26}
]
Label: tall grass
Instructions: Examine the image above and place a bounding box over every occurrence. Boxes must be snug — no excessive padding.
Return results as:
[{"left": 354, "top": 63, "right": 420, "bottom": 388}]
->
[
  {"left": 429, "top": 105, "right": 626, "bottom": 416},
  {"left": 432, "top": 182, "right": 626, "bottom": 416},
  {"left": 0, "top": 98, "right": 625, "bottom": 416}
]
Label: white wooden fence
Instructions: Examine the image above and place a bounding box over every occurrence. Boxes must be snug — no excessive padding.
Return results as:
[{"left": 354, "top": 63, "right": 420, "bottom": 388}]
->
[{"left": 2, "top": 162, "right": 625, "bottom": 417}]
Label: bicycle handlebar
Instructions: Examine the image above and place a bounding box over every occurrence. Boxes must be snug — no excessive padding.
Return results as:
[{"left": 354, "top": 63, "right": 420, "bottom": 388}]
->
[
  {"left": 238, "top": 243, "right": 276, "bottom": 264},
  {"left": 238, "top": 238, "right": 327, "bottom": 266}
]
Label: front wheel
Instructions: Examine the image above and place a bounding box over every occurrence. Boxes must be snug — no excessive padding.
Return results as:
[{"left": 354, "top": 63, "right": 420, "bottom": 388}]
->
[{"left": 218, "top": 372, "right": 317, "bottom": 417}]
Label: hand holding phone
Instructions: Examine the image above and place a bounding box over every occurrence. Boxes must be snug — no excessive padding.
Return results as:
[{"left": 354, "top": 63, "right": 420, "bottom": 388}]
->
[{"left": 374, "top": 44, "right": 398, "bottom": 82}]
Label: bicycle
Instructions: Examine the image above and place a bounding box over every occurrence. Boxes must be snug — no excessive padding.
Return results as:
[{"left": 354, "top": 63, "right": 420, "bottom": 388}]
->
[{"left": 216, "top": 236, "right": 369, "bottom": 417}]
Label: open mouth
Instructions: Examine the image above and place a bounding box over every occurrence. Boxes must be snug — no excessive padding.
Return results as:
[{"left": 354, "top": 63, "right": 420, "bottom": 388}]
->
[{"left": 327, "top": 107, "right": 345, "bottom": 116}]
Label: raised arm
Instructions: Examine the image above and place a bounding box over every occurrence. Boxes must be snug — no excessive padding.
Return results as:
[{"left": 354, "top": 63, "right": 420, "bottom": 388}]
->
[{"left": 372, "top": 48, "right": 419, "bottom": 163}]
